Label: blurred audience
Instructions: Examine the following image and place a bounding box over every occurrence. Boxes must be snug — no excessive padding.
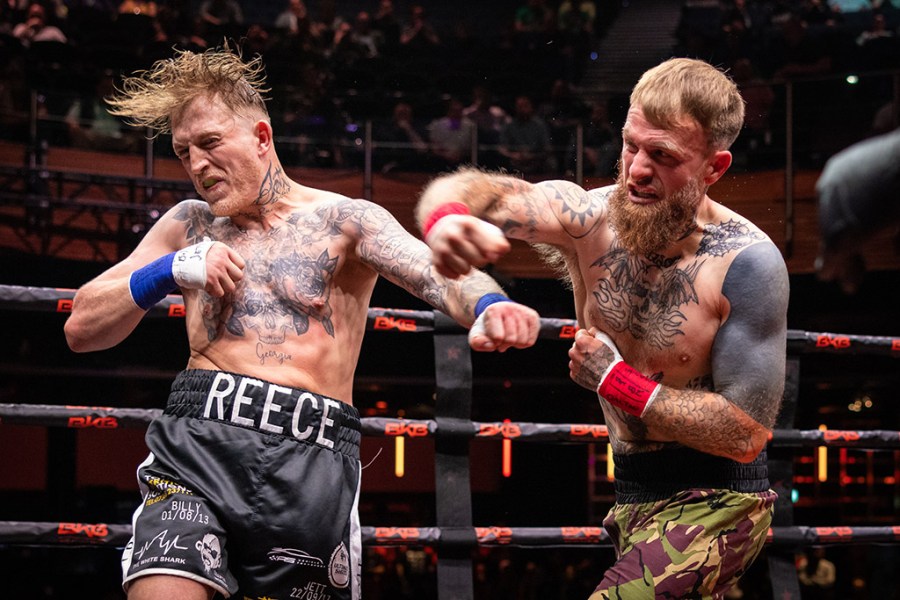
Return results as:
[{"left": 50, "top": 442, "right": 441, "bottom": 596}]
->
[
  {"left": 427, "top": 96, "right": 475, "bottom": 169},
  {"left": 500, "top": 94, "right": 554, "bottom": 175},
  {"left": 12, "top": 2, "right": 66, "bottom": 46}
]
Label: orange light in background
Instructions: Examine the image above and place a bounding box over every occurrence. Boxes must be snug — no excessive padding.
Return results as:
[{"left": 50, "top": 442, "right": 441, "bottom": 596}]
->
[
  {"left": 817, "top": 424, "right": 827, "bottom": 482},
  {"left": 502, "top": 419, "right": 512, "bottom": 477},
  {"left": 395, "top": 435, "right": 405, "bottom": 478},
  {"left": 607, "top": 443, "right": 614, "bottom": 480}
]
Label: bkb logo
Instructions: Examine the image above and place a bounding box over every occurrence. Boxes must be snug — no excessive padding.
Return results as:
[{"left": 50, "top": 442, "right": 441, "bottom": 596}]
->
[
  {"left": 373, "top": 316, "right": 417, "bottom": 332},
  {"left": 815, "top": 334, "right": 850, "bottom": 349}
]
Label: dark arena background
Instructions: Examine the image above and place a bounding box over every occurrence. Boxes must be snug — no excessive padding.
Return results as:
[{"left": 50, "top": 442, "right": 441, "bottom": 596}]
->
[{"left": 1, "top": 0, "right": 899, "bottom": 598}]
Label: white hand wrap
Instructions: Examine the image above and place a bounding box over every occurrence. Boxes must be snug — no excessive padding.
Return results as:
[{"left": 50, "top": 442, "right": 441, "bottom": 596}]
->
[
  {"left": 594, "top": 330, "right": 623, "bottom": 381},
  {"left": 467, "top": 310, "right": 488, "bottom": 346},
  {"left": 172, "top": 239, "right": 215, "bottom": 289}
]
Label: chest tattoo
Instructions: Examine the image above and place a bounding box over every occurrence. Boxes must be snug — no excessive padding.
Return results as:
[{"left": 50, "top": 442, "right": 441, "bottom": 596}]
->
[
  {"left": 592, "top": 247, "right": 702, "bottom": 349},
  {"left": 591, "top": 220, "right": 763, "bottom": 349},
  {"left": 175, "top": 203, "right": 345, "bottom": 346}
]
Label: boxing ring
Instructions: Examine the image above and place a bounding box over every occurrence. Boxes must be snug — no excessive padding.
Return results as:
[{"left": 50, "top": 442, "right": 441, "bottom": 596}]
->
[{"left": 0, "top": 284, "right": 898, "bottom": 598}]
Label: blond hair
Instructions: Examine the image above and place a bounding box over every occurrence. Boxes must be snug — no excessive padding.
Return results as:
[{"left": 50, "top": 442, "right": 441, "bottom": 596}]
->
[
  {"left": 630, "top": 58, "right": 745, "bottom": 151},
  {"left": 106, "top": 46, "right": 270, "bottom": 136}
]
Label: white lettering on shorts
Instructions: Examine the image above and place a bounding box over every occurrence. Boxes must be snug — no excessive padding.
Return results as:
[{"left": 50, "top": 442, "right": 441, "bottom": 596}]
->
[
  {"left": 291, "top": 582, "right": 333, "bottom": 600},
  {"left": 231, "top": 377, "right": 263, "bottom": 426},
  {"left": 291, "top": 392, "right": 318, "bottom": 440},
  {"left": 204, "top": 372, "right": 236, "bottom": 419},
  {"left": 200, "top": 374, "right": 343, "bottom": 448},
  {"left": 260, "top": 384, "right": 292, "bottom": 434}
]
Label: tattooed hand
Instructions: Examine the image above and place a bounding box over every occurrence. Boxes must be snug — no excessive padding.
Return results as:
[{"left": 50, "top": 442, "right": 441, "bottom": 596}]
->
[{"left": 567, "top": 327, "right": 620, "bottom": 391}]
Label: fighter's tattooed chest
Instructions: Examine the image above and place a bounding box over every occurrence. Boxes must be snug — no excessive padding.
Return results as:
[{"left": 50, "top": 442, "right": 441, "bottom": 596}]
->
[
  {"left": 174, "top": 202, "right": 351, "bottom": 345},
  {"left": 589, "top": 219, "right": 764, "bottom": 350}
]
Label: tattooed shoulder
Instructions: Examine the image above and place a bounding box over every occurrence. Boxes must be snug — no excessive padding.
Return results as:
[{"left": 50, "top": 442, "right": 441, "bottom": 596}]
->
[
  {"left": 697, "top": 219, "right": 766, "bottom": 258},
  {"left": 173, "top": 200, "right": 217, "bottom": 243}
]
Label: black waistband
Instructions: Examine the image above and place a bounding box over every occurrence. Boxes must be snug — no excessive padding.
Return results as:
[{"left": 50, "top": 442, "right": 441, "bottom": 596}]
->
[
  {"left": 164, "top": 369, "right": 361, "bottom": 456},
  {"left": 613, "top": 446, "right": 770, "bottom": 503}
]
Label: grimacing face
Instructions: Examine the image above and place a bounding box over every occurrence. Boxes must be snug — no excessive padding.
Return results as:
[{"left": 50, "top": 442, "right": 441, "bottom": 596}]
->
[
  {"left": 611, "top": 106, "right": 712, "bottom": 255},
  {"left": 171, "top": 95, "right": 265, "bottom": 217}
]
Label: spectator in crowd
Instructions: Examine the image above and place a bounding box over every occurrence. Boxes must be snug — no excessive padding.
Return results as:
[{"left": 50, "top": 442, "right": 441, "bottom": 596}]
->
[
  {"left": 372, "top": 0, "right": 401, "bottom": 54},
  {"left": 427, "top": 96, "right": 476, "bottom": 169},
  {"left": 375, "top": 101, "right": 431, "bottom": 172},
  {"left": 539, "top": 78, "right": 589, "bottom": 172},
  {"left": 332, "top": 10, "right": 381, "bottom": 64},
  {"left": 463, "top": 85, "right": 508, "bottom": 167},
  {"left": 557, "top": 0, "right": 596, "bottom": 81},
  {"left": 797, "top": 547, "right": 837, "bottom": 599},
  {"left": 579, "top": 99, "right": 619, "bottom": 177},
  {"left": 399, "top": 4, "right": 440, "bottom": 55},
  {"left": 65, "top": 69, "right": 141, "bottom": 153},
  {"left": 198, "top": 0, "right": 243, "bottom": 43},
  {"left": 500, "top": 94, "right": 555, "bottom": 174},
  {"left": 12, "top": 2, "right": 66, "bottom": 47},
  {"left": 273, "top": 0, "right": 307, "bottom": 36}
]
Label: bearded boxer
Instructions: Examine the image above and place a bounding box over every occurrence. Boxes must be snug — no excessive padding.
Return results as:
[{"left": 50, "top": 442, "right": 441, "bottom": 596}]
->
[
  {"left": 416, "top": 57, "right": 789, "bottom": 598},
  {"left": 63, "top": 46, "right": 540, "bottom": 600}
]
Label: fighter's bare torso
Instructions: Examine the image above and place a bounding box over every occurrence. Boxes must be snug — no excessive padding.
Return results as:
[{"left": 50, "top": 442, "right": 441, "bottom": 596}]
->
[
  {"left": 172, "top": 191, "right": 420, "bottom": 404},
  {"left": 564, "top": 186, "right": 770, "bottom": 452}
]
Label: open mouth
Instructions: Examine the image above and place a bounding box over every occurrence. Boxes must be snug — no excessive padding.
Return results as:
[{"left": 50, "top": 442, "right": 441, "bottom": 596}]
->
[{"left": 628, "top": 186, "right": 659, "bottom": 204}]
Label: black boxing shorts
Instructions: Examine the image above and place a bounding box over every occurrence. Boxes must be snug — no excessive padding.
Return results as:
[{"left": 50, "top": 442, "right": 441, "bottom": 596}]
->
[{"left": 121, "top": 369, "right": 362, "bottom": 599}]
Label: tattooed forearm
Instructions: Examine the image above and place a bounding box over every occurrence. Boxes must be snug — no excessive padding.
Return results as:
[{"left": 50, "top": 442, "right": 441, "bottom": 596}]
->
[{"left": 648, "top": 386, "right": 760, "bottom": 461}]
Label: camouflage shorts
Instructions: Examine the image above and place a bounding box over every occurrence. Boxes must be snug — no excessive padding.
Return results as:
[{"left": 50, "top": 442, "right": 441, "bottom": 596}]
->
[{"left": 589, "top": 488, "right": 776, "bottom": 600}]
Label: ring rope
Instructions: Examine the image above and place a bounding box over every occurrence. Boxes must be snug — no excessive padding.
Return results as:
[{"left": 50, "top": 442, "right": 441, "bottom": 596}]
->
[
  {"left": 1, "top": 521, "right": 896, "bottom": 549},
  {"left": 1, "top": 285, "right": 899, "bottom": 355},
  {"left": 1, "top": 404, "right": 899, "bottom": 448}
]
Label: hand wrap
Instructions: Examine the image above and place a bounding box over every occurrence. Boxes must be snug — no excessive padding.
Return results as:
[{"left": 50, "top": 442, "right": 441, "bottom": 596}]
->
[
  {"left": 467, "top": 293, "right": 512, "bottom": 345},
  {"left": 594, "top": 331, "right": 660, "bottom": 418},
  {"left": 422, "top": 202, "right": 470, "bottom": 240},
  {"left": 128, "top": 240, "right": 214, "bottom": 310}
]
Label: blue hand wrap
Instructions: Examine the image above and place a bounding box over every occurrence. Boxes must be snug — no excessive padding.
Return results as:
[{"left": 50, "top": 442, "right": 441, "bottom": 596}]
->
[
  {"left": 474, "top": 293, "right": 512, "bottom": 318},
  {"left": 129, "top": 253, "right": 177, "bottom": 310}
]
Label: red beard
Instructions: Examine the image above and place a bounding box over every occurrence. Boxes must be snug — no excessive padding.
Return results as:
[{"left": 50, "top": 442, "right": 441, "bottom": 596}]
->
[{"left": 607, "top": 170, "right": 704, "bottom": 256}]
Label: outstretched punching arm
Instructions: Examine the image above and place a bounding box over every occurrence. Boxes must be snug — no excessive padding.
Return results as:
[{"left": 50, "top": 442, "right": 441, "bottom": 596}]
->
[
  {"left": 352, "top": 198, "right": 540, "bottom": 352},
  {"left": 415, "top": 168, "right": 593, "bottom": 278}
]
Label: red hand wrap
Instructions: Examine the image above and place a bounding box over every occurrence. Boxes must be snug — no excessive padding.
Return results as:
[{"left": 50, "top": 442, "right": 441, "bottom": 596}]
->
[
  {"left": 597, "top": 361, "right": 660, "bottom": 417},
  {"left": 422, "top": 202, "right": 470, "bottom": 239}
]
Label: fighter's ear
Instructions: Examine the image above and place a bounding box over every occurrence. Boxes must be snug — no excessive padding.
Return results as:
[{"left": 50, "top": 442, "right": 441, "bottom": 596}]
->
[
  {"left": 704, "top": 150, "right": 732, "bottom": 185},
  {"left": 255, "top": 120, "right": 273, "bottom": 156}
]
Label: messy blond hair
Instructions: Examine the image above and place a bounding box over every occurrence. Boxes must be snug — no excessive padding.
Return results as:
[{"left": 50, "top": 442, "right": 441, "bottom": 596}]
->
[
  {"left": 106, "top": 45, "right": 270, "bottom": 136},
  {"left": 630, "top": 57, "right": 744, "bottom": 152}
]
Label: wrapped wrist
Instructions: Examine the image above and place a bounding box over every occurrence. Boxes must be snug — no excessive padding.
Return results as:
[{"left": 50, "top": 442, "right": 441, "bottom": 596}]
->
[
  {"left": 597, "top": 361, "right": 661, "bottom": 417},
  {"left": 422, "top": 202, "right": 470, "bottom": 239},
  {"left": 129, "top": 253, "right": 177, "bottom": 310}
]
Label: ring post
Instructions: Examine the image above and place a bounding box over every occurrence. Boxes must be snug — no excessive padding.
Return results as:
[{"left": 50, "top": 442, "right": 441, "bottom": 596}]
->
[
  {"left": 432, "top": 311, "right": 476, "bottom": 600},
  {"left": 766, "top": 357, "right": 803, "bottom": 597}
]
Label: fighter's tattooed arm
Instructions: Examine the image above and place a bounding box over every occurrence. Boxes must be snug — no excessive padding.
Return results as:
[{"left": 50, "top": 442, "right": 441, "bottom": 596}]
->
[
  {"left": 416, "top": 169, "right": 604, "bottom": 247},
  {"left": 643, "top": 243, "right": 788, "bottom": 462},
  {"left": 350, "top": 199, "right": 505, "bottom": 323},
  {"left": 482, "top": 178, "right": 606, "bottom": 243}
]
